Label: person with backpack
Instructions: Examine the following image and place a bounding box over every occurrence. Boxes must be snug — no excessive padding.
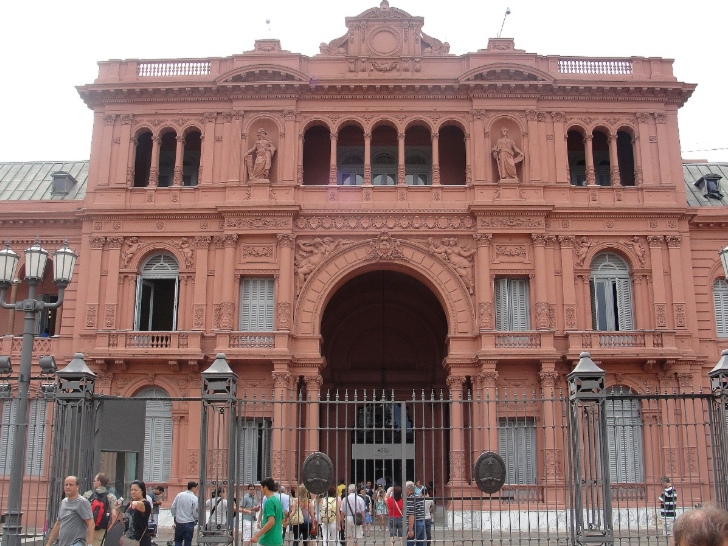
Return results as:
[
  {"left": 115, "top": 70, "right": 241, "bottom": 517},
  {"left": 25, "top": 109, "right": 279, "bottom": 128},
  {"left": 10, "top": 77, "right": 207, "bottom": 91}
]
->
[
  {"left": 83, "top": 472, "right": 117, "bottom": 546},
  {"left": 320, "top": 486, "right": 340, "bottom": 546}
]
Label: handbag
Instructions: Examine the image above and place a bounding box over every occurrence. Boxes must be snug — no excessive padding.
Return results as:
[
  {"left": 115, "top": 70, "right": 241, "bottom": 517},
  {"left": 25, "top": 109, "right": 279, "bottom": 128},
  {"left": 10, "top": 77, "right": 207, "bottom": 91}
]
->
[
  {"left": 204, "top": 497, "right": 223, "bottom": 531},
  {"left": 346, "top": 497, "right": 363, "bottom": 526},
  {"left": 289, "top": 500, "right": 303, "bottom": 525}
]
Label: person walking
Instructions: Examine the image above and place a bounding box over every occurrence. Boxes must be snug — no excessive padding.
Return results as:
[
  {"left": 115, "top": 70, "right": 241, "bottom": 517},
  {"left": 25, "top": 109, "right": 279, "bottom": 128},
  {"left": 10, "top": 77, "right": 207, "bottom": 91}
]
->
[
  {"left": 240, "top": 484, "right": 260, "bottom": 545},
  {"left": 205, "top": 487, "right": 228, "bottom": 530},
  {"left": 340, "top": 484, "right": 365, "bottom": 546},
  {"left": 120, "top": 480, "right": 152, "bottom": 546},
  {"left": 171, "top": 481, "right": 199, "bottom": 546},
  {"left": 320, "top": 486, "right": 340, "bottom": 546},
  {"left": 83, "top": 472, "right": 117, "bottom": 546},
  {"left": 252, "top": 478, "right": 283, "bottom": 546},
  {"left": 290, "top": 484, "right": 313, "bottom": 546},
  {"left": 385, "top": 486, "right": 403, "bottom": 546},
  {"left": 46, "top": 476, "right": 95, "bottom": 546},
  {"left": 660, "top": 476, "right": 678, "bottom": 536},
  {"left": 405, "top": 481, "right": 425, "bottom": 546}
]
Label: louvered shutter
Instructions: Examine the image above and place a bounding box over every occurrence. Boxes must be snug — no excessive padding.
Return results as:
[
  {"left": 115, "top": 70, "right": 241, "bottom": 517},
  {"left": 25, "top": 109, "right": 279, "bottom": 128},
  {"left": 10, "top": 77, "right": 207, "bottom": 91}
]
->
[
  {"left": 590, "top": 279, "right": 598, "bottom": 329},
  {"left": 26, "top": 399, "right": 46, "bottom": 475},
  {"left": 0, "top": 400, "right": 17, "bottom": 474},
  {"left": 495, "top": 279, "right": 509, "bottom": 331},
  {"left": 498, "top": 418, "right": 536, "bottom": 484},
  {"left": 240, "top": 279, "right": 274, "bottom": 331},
  {"left": 607, "top": 391, "right": 643, "bottom": 483},
  {"left": 139, "top": 388, "right": 172, "bottom": 482},
  {"left": 511, "top": 279, "right": 530, "bottom": 331},
  {"left": 615, "top": 278, "right": 634, "bottom": 331},
  {"left": 239, "top": 420, "right": 258, "bottom": 484},
  {"left": 714, "top": 280, "right": 728, "bottom": 337}
]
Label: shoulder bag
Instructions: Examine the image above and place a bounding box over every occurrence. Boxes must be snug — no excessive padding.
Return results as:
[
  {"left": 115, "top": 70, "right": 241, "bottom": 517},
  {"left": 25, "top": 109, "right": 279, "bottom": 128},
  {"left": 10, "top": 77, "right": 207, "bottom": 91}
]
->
[{"left": 346, "top": 497, "right": 363, "bottom": 526}]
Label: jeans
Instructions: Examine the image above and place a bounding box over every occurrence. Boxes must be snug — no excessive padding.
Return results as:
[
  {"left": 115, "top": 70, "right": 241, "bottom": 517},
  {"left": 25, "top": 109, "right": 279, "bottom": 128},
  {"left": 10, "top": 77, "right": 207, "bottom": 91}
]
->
[
  {"left": 406, "top": 520, "right": 425, "bottom": 546},
  {"left": 424, "top": 520, "right": 432, "bottom": 544},
  {"left": 174, "top": 521, "right": 195, "bottom": 546}
]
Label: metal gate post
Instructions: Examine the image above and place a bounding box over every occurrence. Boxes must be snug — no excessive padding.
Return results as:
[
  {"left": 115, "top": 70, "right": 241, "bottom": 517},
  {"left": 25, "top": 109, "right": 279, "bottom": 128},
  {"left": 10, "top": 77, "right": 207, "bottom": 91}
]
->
[
  {"left": 567, "top": 352, "right": 613, "bottom": 546},
  {"left": 199, "top": 353, "right": 238, "bottom": 546},
  {"left": 709, "top": 349, "right": 728, "bottom": 509},
  {"left": 48, "top": 354, "right": 97, "bottom": 532}
]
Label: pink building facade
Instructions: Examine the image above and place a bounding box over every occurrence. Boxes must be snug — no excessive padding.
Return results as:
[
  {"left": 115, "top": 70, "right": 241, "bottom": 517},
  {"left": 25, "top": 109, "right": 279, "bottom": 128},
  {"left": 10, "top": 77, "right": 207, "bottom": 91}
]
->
[{"left": 2, "top": 1, "right": 728, "bottom": 517}]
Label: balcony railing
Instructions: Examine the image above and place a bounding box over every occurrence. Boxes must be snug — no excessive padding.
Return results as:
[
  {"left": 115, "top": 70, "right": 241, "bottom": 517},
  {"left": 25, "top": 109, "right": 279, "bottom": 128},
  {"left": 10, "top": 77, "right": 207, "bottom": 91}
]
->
[
  {"left": 94, "top": 331, "right": 203, "bottom": 353},
  {"left": 557, "top": 59, "right": 633, "bottom": 75},
  {"left": 568, "top": 330, "right": 676, "bottom": 353},
  {"left": 138, "top": 61, "right": 211, "bottom": 77},
  {"left": 216, "top": 331, "right": 290, "bottom": 355},
  {"left": 2, "top": 335, "right": 59, "bottom": 358},
  {"left": 479, "top": 331, "right": 555, "bottom": 352}
]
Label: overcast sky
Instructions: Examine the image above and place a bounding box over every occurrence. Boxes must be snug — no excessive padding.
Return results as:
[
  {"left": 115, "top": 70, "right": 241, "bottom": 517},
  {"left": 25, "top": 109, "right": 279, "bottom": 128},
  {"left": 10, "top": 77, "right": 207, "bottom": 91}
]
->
[{"left": 1, "top": 0, "right": 725, "bottom": 163}]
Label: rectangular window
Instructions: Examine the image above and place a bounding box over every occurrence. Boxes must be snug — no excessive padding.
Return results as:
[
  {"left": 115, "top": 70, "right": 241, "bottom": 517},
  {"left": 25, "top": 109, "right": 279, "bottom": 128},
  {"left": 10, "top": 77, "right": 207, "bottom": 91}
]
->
[
  {"left": 498, "top": 417, "right": 536, "bottom": 484},
  {"left": 590, "top": 278, "right": 633, "bottom": 331},
  {"left": 0, "top": 399, "right": 47, "bottom": 476},
  {"left": 238, "top": 419, "right": 271, "bottom": 484},
  {"left": 495, "top": 278, "right": 530, "bottom": 331},
  {"left": 240, "top": 278, "right": 275, "bottom": 331},
  {"left": 606, "top": 398, "right": 644, "bottom": 483}
]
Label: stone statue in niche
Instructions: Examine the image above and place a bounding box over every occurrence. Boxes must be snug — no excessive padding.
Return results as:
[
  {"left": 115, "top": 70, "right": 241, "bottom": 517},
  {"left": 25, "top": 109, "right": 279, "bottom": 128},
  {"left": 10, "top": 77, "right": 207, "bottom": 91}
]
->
[
  {"left": 245, "top": 128, "right": 277, "bottom": 180},
  {"left": 491, "top": 127, "right": 524, "bottom": 181}
]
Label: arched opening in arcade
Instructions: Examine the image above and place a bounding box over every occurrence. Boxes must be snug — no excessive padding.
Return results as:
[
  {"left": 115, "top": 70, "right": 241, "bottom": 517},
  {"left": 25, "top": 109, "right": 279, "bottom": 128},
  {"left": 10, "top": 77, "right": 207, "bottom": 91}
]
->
[{"left": 317, "top": 269, "right": 449, "bottom": 488}]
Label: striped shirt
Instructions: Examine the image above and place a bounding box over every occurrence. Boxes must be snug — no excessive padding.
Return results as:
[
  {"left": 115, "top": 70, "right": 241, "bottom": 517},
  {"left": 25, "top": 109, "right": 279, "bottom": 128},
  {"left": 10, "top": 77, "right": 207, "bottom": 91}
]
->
[
  {"left": 405, "top": 494, "right": 425, "bottom": 522},
  {"left": 660, "top": 486, "right": 677, "bottom": 518}
]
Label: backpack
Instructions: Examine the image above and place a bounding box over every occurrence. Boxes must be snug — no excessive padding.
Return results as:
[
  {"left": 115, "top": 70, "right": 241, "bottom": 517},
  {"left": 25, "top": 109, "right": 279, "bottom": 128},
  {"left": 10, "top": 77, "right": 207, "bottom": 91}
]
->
[
  {"left": 90, "top": 491, "right": 111, "bottom": 530},
  {"left": 321, "top": 497, "right": 337, "bottom": 524}
]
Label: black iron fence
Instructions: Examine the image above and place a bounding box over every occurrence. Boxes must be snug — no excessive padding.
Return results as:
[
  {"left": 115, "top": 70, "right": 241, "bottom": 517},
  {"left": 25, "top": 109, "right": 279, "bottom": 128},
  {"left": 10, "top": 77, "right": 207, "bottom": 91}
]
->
[{"left": 0, "top": 378, "right": 727, "bottom": 546}]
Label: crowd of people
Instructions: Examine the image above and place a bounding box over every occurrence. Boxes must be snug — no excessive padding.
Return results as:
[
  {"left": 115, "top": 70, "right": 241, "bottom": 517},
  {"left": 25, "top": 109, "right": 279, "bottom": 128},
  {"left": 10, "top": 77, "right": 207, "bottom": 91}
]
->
[{"left": 52, "top": 473, "right": 728, "bottom": 546}]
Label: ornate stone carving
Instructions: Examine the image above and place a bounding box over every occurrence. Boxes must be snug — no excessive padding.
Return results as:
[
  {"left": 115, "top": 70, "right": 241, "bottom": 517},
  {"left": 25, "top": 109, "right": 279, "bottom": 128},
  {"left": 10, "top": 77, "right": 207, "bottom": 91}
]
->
[
  {"left": 479, "top": 217, "right": 545, "bottom": 229},
  {"left": 479, "top": 302, "right": 493, "bottom": 330},
  {"left": 105, "top": 304, "right": 116, "bottom": 329},
  {"left": 214, "top": 301, "right": 235, "bottom": 330},
  {"left": 574, "top": 236, "right": 595, "bottom": 267},
  {"left": 536, "top": 302, "right": 550, "bottom": 330},
  {"left": 193, "top": 304, "right": 205, "bottom": 329},
  {"left": 225, "top": 217, "right": 290, "bottom": 229},
  {"left": 674, "top": 304, "right": 686, "bottom": 328},
  {"left": 243, "top": 245, "right": 274, "bottom": 259},
  {"left": 195, "top": 236, "right": 211, "bottom": 249},
  {"left": 538, "top": 371, "right": 560, "bottom": 388},
  {"left": 122, "top": 237, "right": 142, "bottom": 268},
  {"left": 625, "top": 236, "right": 647, "bottom": 267},
  {"left": 86, "top": 304, "right": 97, "bottom": 329},
  {"left": 365, "top": 232, "right": 404, "bottom": 262},
  {"left": 655, "top": 303, "right": 667, "bottom": 328},
  {"left": 175, "top": 238, "right": 194, "bottom": 268},
  {"left": 665, "top": 235, "right": 682, "bottom": 248},
  {"left": 428, "top": 237, "right": 475, "bottom": 293},
  {"left": 565, "top": 305, "right": 576, "bottom": 329},
  {"left": 478, "top": 371, "right": 498, "bottom": 388},
  {"left": 277, "top": 302, "right": 291, "bottom": 330},
  {"left": 295, "top": 237, "right": 355, "bottom": 295},
  {"left": 491, "top": 127, "right": 524, "bottom": 182},
  {"left": 495, "top": 245, "right": 526, "bottom": 257}
]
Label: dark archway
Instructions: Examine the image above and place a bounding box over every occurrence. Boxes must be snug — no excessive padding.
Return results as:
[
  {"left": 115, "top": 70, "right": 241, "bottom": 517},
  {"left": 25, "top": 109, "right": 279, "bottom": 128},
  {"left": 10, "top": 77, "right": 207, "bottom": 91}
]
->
[{"left": 320, "top": 270, "right": 448, "bottom": 392}]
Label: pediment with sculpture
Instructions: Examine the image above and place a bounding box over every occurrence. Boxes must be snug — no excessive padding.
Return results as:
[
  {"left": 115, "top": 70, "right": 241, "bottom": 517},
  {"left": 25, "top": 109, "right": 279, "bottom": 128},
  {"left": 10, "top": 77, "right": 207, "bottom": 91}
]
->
[{"left": 318, "top": 1, "right": 450, "bottom": 58}]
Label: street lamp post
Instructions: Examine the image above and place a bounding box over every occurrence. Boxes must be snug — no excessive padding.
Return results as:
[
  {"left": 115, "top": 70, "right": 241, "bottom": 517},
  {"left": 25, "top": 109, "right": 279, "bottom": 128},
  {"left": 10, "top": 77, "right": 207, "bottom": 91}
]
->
[
  {"left": 0, "top": 239, "right": 77, "bottom": 546},
  {"left": 719, "top": 245, "right": 728, "bottom": 281}
]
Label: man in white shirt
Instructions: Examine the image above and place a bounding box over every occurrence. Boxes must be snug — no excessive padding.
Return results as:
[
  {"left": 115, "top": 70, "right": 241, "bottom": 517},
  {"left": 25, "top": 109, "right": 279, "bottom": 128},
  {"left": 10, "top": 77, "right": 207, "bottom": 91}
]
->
[{"left": 340, "top": 484, "right": 366, "bottom": 546}]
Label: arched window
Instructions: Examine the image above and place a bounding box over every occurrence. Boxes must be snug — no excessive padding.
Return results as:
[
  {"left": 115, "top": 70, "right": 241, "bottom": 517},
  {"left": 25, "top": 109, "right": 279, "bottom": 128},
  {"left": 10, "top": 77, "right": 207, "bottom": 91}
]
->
[
  {"left": 182, "top": 130, "right": 201, "bottom": 186},
  {"left": 590, "top": 253, "right": 633, "bottom": 331},
  {"left": 137, "top": 387, "right": 172, "bottom": 483},
  {"left": 405, "top": 152, "right": 431, "bottom": 186},
  {"left": 133, "top": 131, "right": 153, "bottom": 187},
  {"left": 714, "top": 279, "right": 728, "bottom": 338},
  {"left": 567, "top": 130, "right": 586, "bottom": 186},
  {"left": 134, "top": 253, "right": 179, "bottom": 331},
  {"left": 606, "top": 386, "right": 644, "bottom": 483},
  {"left": 372, "top": 152, "right": 396, "bottom": 185},
  {"left": 157, "top": 132, "right": 177, "bottom": 187}
]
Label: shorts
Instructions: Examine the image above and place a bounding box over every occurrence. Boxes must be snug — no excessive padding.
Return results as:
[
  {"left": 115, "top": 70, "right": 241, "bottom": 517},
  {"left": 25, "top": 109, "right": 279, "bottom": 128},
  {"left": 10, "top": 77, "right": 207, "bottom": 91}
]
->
[
  {"left": 242, "top": 519, "right": 255, "bottom": 541},
  {"left": 388, "top": 517, "right": 403, "bottom": 537},
  {"left": 365, "top": 513, "right": 372, "bottom": 524}
]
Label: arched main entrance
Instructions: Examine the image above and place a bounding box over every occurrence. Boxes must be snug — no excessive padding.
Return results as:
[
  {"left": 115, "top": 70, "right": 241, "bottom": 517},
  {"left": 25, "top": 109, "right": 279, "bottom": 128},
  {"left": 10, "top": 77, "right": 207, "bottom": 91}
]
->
[{"left": 318, "top": 270, "right": 448, "bottom": 487}]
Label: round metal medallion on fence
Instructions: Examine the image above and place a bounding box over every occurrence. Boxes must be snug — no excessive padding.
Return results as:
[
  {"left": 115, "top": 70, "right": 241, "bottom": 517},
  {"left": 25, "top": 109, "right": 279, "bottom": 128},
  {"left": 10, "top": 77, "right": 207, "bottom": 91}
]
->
[
  {"left": 301, "top": 451, "right": 334, "bottom": 495},
  {"left": 474, "top": 451, "right": 506, "bottom": 494}
]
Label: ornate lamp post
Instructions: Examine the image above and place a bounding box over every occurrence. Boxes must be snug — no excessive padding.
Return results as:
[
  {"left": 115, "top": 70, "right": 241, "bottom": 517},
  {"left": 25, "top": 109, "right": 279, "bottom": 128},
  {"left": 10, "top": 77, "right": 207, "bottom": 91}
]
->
[
  {"left": 709, "top": 349, "right": 728, "bottom": 509},
  {"left": 0, "top": 239, "right": 77, "bottom": 546},
  {"left": 719, "top": 245, "right": 728, "bottom": 280}
]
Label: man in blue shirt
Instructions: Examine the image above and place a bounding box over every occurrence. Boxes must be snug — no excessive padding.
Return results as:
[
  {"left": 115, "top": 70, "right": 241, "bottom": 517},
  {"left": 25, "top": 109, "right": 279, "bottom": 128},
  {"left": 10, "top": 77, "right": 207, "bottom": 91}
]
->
[{"left": 171, "top": 481, "right": 199, "bottom": 546}]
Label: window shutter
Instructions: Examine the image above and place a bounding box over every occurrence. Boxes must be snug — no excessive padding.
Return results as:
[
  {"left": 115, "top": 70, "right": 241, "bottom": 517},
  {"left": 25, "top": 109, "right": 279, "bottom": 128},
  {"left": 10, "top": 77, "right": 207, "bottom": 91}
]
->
[
  {"left": 26, "top": 399, "right": 46, "bottom": 475},
  {"left": 0, "top": 400, "right": 17, "bottom": 474},
  {"left": 511, "top": 279, "right": 530, "bottom": 331},
  {"left": 498, "top": 418, "right": 536, "bottom": 484},
  {"left": 615, "top": 278, "right": 634, "bottom": 331},
  {"left": 495, "top": 279, "right": 509, "bottom": 331},
  {"left": 239, "top": 420, "right": 258, "bottom": 484},
  {"left": 172, "top": 277, "right": 179, "bottom": 331},
  {"left": 139, "top": 388, "right": 173, "bottom": 482},
  {"left": 590, "top": 279, "right": 598, "bottom": 329},
  {"left": 714, "top": 280, "right": 728, "bottom": 337},
  {"left": 240, "top": 278, "right": 274, "bottom": 331},
  {"left": 606, "top": 390, "right": 643, "bottom": 483}
]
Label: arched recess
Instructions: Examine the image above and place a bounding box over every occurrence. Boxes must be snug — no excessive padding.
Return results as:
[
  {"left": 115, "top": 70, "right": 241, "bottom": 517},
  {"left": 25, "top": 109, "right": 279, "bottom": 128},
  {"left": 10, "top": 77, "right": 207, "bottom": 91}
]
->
[
  {"left": 294, "top": 234, "right": 476, "bottom": 338},
  {"left": 243, "top": 117, "right": 282, "bottom": 183},
  {"left": 488, "top": 117, "right": 524, "bottom": 182},
  {"left": 135, "top": 386, "right": 173, "bottom": 483}
]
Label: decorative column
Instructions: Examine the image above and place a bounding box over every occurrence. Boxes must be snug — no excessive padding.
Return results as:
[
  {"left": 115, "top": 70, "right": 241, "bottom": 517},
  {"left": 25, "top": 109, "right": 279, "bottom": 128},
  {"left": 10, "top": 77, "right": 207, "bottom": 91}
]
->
[
  {"left": 647, "top": 236, "right": 667, "bottom": 329},
  {"left": 558, "top": 236, "right": 577, "bottom": 330},
  {"left": 539, "top": 363, "right": 563, "bottom": 504},
  {"left": 476, "top": 363, "right": 498, "bottom": 453},
  {"left": 304, "top": 375, "right": 323, "bottom": 454},
  {"left": 552, "top": 112, "right": 568, "bottom": 184},
  {"left": 276, "top": 235, "right": 295, "bottom": 331},
  {"left": 297, "top": 133, "right": 305, "bottom": 185},
  {"left": 200, "top": 113, "right": 217, "bottom": 185},
  {"left": 126, "top": 136, "right": 138, "bottom": 187},
  {"left": 464, "top": 132, "right": 472, "bottom": 185},
  {"left": 149, "top": 136, "right": 161, "bottom": 187},
  {"left": 199, "top": 354, "right": 237, "bottom": 544},
  {"left": 97, "top": 115, "right": 116, "bottom": 186},
  {"left": 635, "top": 113, "right": 653, "bottom": 185},
  {"left": 431, "top": 132, "right": 440, "bottom": 185},
  {"left": 271, "top": 367, "right": 291, "bottom": 481},
  {"left": 665, "top": 235, "right": 687, "bottom": 329},
  {"left": 654, "top": 112, "right": 671, "bottom": 185},
  {"left": 446, "top": 375, "right": 466, "bottom": 488},
  {"left": 584, "top": 135, "right": 596, "bottom": 186},
  {"left": 363, "top": 132, "right": 372, "bottom": 185},
  {"left": 632, "top": 135, "right": 644, "bottom": 186},
  {"left": 567, "top": 352, "right": 613, "bottom": 546},
  {"left": 218, "top": 235, "right": 238, "bottom": 330},
  {"left": 474, "top": 234, "right": 493, "bottom": 330},
  {"left": 173, "top": 135, "right": 185, "bottom": 186},
  {"left": 397, "top": 132, "right": 406, "bottom": 185},
  {"left": 231, "top": 112, "right": 243, "bottom": 182},
  {"left": 117, "top": 115, "right": 134, "bottom": 186},
  {"left": 525, "top": 110, "right": 541, "bottom": 181},
  {"left": 607, "top": 135, "right": 621, "bottom": 186},
  {"left": 329, "top": 132, "right": 338, "bottom": 185},
  {"left": 532, "top": 234, "right": 549, "bottom": 330},
  {"left": 193, "top": 237, "right": 211, "bottom": 330},
  {"left": 219, "top": 114, "right": 233, "bottom": 182},
  {"left": 104, "top": 237, "right": 123, "bottom": 330},
  {"left": 85, "top": 237, "right": 105, "bottom": 330}
]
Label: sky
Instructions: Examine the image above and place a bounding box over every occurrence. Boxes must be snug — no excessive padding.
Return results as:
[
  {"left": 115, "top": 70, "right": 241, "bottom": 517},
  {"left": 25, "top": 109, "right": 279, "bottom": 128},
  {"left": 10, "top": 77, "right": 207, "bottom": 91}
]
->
[{"left": 0, "top": 0, "right": 726, "bottom": 163}]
